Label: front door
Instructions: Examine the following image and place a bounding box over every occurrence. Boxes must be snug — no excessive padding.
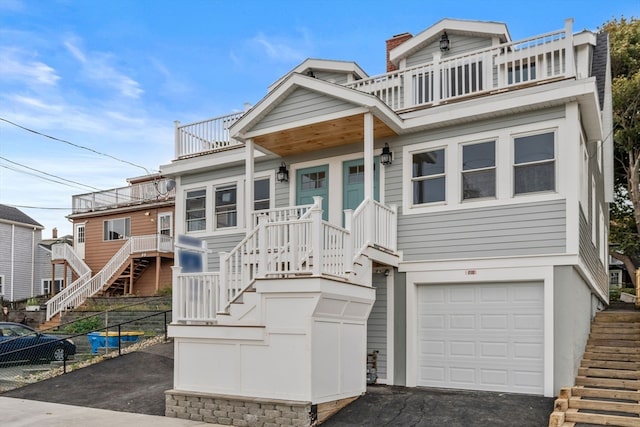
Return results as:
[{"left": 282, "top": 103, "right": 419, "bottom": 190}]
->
[
  {"left": 74, "top": 223, "right": 85, "bottom": 260},
  {"left": 296, "top": 165, "right": 329, "bottom": 220},
  {"left": 342, "top": 158, "right": 380, "bottom": 213}
]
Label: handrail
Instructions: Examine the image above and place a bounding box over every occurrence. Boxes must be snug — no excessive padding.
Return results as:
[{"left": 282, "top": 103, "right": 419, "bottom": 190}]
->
[
  {"left": 46, "top": 234, "right": 174, "bottom": 320},
  {"left": 175, "top": 111, "right": 245, "bottom": 159},
  {"left": 51, "top": 243, "right": 91, "bottom": 277},
  {"left": 72, "top": 178, "right": 175, "bottom": 214}
]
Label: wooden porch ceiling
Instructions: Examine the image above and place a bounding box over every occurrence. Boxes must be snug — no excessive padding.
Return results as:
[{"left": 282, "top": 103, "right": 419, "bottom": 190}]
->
[{"left": 252, "top": 114, "right": 397, "bottom": 157}]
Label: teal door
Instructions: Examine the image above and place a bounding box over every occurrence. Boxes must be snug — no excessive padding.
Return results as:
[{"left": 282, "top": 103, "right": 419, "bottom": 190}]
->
[
  {"left": 296, "top": 165, "right": 329, "bottom": 220},
  {"left": 343, "top": 158, "right": 380, "bottom": 213}
]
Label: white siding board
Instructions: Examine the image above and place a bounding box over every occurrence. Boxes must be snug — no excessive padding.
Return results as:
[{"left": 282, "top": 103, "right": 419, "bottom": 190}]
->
[
  {"left": 253, "top": 88, "right": 356, "bottom": 131},
  {"left": 406, "top": 34, "right": 494, "bottom": 68},
  {"left": 204, "top": 233, "right": 245, "bottom": 272}
]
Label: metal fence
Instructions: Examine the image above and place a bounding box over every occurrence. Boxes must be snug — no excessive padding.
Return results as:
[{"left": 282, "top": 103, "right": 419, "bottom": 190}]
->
[{"left": 0, "top": 299, "right": 171, "bottom": 392}]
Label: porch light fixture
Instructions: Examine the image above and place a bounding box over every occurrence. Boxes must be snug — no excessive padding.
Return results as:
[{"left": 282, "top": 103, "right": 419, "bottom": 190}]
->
[
  {"left": 306, "top": 69, "right": 316, "bottom": 78},
  {"left": 380, "top": 143, "right": 393, "bottom": 166},
  {"left": 277, "top": 162, "right": 289, "bottom": 182},
  {"left": 439, "top": 32, "right": 450, "bottom": 52}
]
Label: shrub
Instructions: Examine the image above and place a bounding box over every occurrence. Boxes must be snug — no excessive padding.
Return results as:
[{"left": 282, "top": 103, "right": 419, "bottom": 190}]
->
[{"left": 62, "top": 316, "right": 102, "bottom": 334}]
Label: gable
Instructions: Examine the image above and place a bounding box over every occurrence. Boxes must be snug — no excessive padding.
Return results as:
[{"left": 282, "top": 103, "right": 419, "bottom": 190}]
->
[
  {"left": 406, "top": 33, "right": 494, "bottom": 68},
  {"left": 251, "top": 87, "right": 362, "bottom": 132}
]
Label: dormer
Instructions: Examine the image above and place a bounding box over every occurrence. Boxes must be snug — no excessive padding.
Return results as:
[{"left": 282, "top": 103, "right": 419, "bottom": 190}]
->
[
  {"left": 267, "top": 58, "right": 368, "bottom": 92},
  {"left": 388, "top": 18, "right": 511, "bottom": 70}
]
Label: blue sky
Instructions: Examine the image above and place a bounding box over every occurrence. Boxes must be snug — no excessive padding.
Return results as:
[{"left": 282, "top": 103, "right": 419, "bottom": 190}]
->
[{"left": 0, "top": 0, "right": 638, "bottom": 236}]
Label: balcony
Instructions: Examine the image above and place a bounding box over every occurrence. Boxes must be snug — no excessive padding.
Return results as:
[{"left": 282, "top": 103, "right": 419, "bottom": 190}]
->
[
  {"left": 72, "top": 178, "right": 176, "bottom": 214},
  {"left": 173, "top": 21, "right": 574, "bottom": 160}
]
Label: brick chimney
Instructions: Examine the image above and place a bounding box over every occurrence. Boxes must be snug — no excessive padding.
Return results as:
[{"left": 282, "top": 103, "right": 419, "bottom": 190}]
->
[
  {"left": 52, "top": 228, "right": 58, "bottom": 239},
  {"left": 386, "top": 32, "right": 413, "bottom": 72}
]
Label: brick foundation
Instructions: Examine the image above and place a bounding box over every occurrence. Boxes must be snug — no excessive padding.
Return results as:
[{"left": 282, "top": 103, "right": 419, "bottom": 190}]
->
[{"left": 165, "top": 390, "right": 313, "bottom": 427}]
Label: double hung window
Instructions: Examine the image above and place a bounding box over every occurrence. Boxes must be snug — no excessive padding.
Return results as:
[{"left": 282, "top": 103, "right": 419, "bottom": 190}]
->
[
  {"left": 514, "top": 132, "right": 555, "bottom": 194},
  {"left": 412, "top": 149, "right": 445, "bottom": 204},
  {"left": 103, "top": 218, "right": 130, "bottom": 240},
  {"left": 215, "top": 185, "right": 237, "bottom": 229},
  {"left": 462, "top": 141, "right": 495, "bottom": 200},
  {"left": 186, "top": 189, "right": 206, "bottom": 232}
]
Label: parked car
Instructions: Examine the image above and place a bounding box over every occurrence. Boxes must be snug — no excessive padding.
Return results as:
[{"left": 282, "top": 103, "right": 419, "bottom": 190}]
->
[{"left": 0, "top": 322, "right": 76, "bottom": 363}]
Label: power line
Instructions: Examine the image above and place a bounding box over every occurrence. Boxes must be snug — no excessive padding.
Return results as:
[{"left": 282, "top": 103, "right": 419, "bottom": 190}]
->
[
  {"left": 0, "top": 116, "right": 154, "bottom": 174},
  {"left": 0, "top": 163, "right": 94, "bottom": 191},
  {"left": 0, "top": 156, "right": 102, "bottom": 191},
  {"left": 3, "top": 203, "right": 69, "bottom": 211}
]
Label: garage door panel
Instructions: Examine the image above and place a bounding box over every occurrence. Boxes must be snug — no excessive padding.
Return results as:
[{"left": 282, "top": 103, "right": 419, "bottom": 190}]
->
[{"left": 417, "top": 282, "right": 544, "bottom": 395}]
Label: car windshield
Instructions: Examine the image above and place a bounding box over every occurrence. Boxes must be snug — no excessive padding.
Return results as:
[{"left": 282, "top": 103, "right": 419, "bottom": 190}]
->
[{"left": 1, "top": 325, "right": 35, "bottom": 337}]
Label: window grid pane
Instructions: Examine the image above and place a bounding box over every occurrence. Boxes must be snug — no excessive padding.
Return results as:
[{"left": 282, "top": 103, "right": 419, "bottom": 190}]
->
[
  {"left": 412, "top": 149, "right": 446, "bottom": 204},
  {"left": 514, "top": 132, "right": 555, "bottom": 194},
  {"left": 186, "top": 189, "right": 206, "bottom": 232},
  {"left": 462, "top": 141, "right": 495, "bottom": 200},
  {"left": 215, "top": 185, "right": 237, "bottom": 228}
]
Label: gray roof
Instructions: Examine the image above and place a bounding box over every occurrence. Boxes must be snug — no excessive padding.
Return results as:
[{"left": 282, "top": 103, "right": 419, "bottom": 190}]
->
[
  {"left": 0, "top": 204, "right": 44, "bottom": 228},
  {"left": 592, "top": 31, "right": 609, "bottom": 110}
]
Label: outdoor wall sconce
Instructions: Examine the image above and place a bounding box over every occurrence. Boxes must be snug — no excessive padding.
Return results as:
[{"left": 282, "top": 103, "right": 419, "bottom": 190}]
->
[
  {"left": 277, "top": 162, "right": 289, "bottom": 182},
  {"left": 439, "top": 32, "right": 450, "bottom": 51},
  {"left": 306, "top": 69, "right": 316, "bottom": 78},
  {"left": 380, "top": 143, "right": 393, "bottom": 166}
]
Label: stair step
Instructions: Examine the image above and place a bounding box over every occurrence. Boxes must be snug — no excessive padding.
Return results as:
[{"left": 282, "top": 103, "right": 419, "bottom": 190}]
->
[
  {"left": 564, "top": 408, "right": 640, "bottom": 427},
  {"left": 581, "top": 359, "right": 640, "bottom": 370},
  {"left": 591, "top": 323, "right": 640, "bottom": 331},
  {"left": 587, "top": 339, "right": 640, "bottom": 348},
  {"left": 594, "top": 312, "right": 640, "bottom": 323},
  {"left": 583, "top": 352, "right": 640, "bottom": 362},
  {"left": 578, "top": 367, "right": 640, "bottom": 380},
  {"left": 572, "top": 387, "right": 640, "bottom": 402},
  {"left": 590, "top": 332, "right": 640, "bottom": 340},
  {"left": 585, "top": 345, "right": 640, "bottom": 355},
  {"left": 575, "top": 376, "right": 640, "bottom": 390},
  {"left": 569, "top": 397, "right": 640, "bottom": 415}
]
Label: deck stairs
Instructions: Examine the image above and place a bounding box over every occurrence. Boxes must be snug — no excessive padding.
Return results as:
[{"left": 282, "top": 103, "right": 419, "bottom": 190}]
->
[
  {"left": 549, "top": 308, "right": 640, "bottom": 427},
  {"left": 104, "top": 257, "right": 152, "bottom": 295},
  {"left": 38, "top": 313, "right": 62, "bottom": 331}
]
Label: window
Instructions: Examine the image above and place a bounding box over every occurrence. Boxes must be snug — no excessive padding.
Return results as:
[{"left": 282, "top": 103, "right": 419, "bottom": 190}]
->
[
  {"left": 186, "top": 189, "right": 206, "bottom": 232},
  {"left": 301, "top": 171, "right": 326, "bottom": 190},
  {"left": 103, "top": 218, "right": 130, "bottom": 240},
  {"left": 254, "top": 179, "right": 270, "bottom": 211},
  {"left": 462, "top": 141, "right": 495, "bottom": 200},
  {"left": 43, "top": 279, "right": 63, "bottom": 295},
  {"left": 609, "top": 270, "right": 622, "bottom": 287},
  {"left": 215, "top": 185, "right": 237, "bottom": 229},
  {"left": 514, "top": 132, "right": 555, "bottom": 194},
  {"left": 159, "top": 212, "right": 172, "bottom": 236},
  {"left": 77, "top": 225, "right": 85, "bottom": 243},
  {"left": 412, "top": 149, "right": 445, "bottom": 204}
]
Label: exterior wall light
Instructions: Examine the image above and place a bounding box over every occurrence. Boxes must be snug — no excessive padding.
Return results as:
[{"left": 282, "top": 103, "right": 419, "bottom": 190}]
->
[
  {"left": 440, "top": 32, "right": 450, "bottom": 51},
  {"left": 277, "top": 162, "right": 289, "bottom": 182},
  {"left": 380, "top": 143, "right": 393, "bottom": 166}
]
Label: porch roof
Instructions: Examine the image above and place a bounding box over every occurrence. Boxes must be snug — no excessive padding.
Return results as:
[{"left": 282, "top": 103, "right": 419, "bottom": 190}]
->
[{"left": 230, "top": 73, "right": 403, "bottom": 157}]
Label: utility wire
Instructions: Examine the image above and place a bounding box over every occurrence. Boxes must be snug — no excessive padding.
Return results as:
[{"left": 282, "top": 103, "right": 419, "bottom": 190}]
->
[
  {"left": 0, "top": 163, "right": 94, "bottom": 191},
  {"left": 0, "top": 156, "right": 102, "bottom": 191},
  {"left": 0, "top": 117, "right": 153, "bottom": 174},
  {"left": 3, "top": 203, "right": 69, "bottom": 211}
]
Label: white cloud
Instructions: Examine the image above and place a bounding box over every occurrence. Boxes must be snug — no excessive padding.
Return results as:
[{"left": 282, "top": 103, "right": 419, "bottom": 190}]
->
[
  {"left": 64, "top": 37, "right": 144, "bottom": 99},
  {"left": 248, "top": 29, "right": 312, "bottom": 63},
  {"left": 0, "top": 47, "right": 60, "bottom": 86}
]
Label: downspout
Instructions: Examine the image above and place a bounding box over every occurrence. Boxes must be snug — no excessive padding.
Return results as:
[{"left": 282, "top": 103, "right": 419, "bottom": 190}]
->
[
  {"left": 10, "top": 224, "right": 14, "bottom": 301},
  {"left": 31, "top": 227, "right": 36, "bottom": 297}
]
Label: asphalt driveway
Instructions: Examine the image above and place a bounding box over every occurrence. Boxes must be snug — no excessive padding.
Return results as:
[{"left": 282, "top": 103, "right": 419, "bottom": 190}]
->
[{"left": 1, "top": 341, "right": 554, "bottom": 426}]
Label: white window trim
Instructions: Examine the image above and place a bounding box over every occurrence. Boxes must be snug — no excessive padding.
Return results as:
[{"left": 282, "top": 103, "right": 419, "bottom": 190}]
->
[
  {"left": 402, "top": 120, "right": 563, "bottom": 216},
  {"left": 103, "top": 217, "right": 131, "bottom": 241},
  {"left": 511, "top": 128, "right": 558, "bottom": 197},
  {"left": 409, "top": 145, "right": 447, "bottom": 207},
  {"left": 460, "top": 139, "right": 497, "bottom": 202},
  {"left": 159, "top": 211, "right": 173, "bottom": 237},
  {"left": 181, "top": 172, "right": 275, "bottom": 236},
  {"left": 42, "top": 278, "right": 64, "bottom": 295}
]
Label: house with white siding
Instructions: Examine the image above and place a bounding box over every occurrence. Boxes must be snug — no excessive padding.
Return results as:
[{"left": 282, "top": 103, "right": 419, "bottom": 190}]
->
[
  {"left": 161, "top": 18, "right": 612, "bottom": 425},
  {"left": 0, "top": 204, "right": 47, "bottom": 302}
]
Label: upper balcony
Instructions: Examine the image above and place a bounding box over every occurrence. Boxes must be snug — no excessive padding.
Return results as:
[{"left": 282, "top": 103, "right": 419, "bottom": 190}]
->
[
  {"left": 173, "top": 21, "right": 577, "bottom": 161},
  {"left": 71, "top": 177, "right": 176, "bottom": 214}
]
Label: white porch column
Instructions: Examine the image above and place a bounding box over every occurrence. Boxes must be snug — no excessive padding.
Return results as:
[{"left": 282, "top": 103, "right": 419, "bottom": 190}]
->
[
  {"left": 364, "top": 112, "right": 374, "bottom": 201},
  {"left": 245, "top": 139, "right": 255, "bottom": 231}
]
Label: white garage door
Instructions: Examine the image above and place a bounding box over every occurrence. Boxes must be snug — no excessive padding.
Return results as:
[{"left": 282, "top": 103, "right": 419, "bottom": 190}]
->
[{"left": 417, "top": 282, "right": 544, "bottom": 395}]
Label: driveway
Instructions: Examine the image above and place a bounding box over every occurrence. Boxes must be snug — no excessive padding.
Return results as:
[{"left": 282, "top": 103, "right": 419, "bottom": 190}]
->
[{"left": 1, "top": 341, "right": 554, "bottom": 425}]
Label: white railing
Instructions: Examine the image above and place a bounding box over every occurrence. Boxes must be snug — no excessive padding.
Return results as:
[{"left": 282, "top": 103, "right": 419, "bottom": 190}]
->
[
  {"left": 46, "top": 234, "right": 174, "bottom": 320},
  {"left": 347, "top": 198, "right": 397, "bottom": 257},
  {"left": 250, "top": 204, "right": 314, "bottom": 227},
  {"left": 175, "top": 111, "right": 245, "bottom": 159},
  {"left": 173, "top": 272, "right": 220, "bottom": 323},
  {"left": 72, "top": 178, "right": 175, "bottom": 214},
  {"left": 346, "top": 20, "right": 574, "bottom": 110},
  {"left": 51, "top": 243, "right": 91, "bottom": 277}
]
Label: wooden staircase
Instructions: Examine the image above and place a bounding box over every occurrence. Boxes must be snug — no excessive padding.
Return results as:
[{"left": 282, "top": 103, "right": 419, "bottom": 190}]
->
[
  {"left": 549, "top": 309, "right": 640, "bottom": 427},
  {"left": 104, "top": 257, "right": 152, "bottom": 295},
  {"left": 38, "top": 313, "right": 61, "bottom": 331}
]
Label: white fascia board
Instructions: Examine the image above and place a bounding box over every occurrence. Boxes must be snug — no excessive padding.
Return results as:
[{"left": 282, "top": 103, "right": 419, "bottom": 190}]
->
[
  {"left": 402, "top": 78, "right": 602, "bottom": 141},
  {"left": 160, "top": 146, "right": 266, "bottom": 177},
  {"left": 0, "top": 219, "right": 44, "bottom": 230},
  {"left": 268, "top": 58, "right": 369, "bottom": 92},
  {"left": 573, "top": 31, "right": 596, "bottom": 47},
  {"left": 389, "top": 19, "right": 510, "bottom": 65},
  {"left": 232, "top": 73, "right": 404, "bottom": 140},
  {"left": 398, "top": 253, "right": 580, "bottom": 273}
]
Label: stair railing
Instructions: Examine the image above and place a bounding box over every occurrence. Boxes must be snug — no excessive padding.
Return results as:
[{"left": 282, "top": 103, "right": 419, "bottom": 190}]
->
[
  {"left": 51, "top": 243, "right": 91, "bottom": 277},
  {"left": 46, "top": 234, "right": 174, "bottom": 321}
]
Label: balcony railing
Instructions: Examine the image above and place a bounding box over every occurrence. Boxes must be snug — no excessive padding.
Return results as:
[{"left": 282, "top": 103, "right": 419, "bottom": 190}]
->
[
  {"left": 174, "top": 112, "right": 245, "bottom": 159},
  {"left": 72, "top": 178, "right": 175, "bottom": 214},
  {"left": 346, "top": 20, "right": 574, "bottom": 110}
]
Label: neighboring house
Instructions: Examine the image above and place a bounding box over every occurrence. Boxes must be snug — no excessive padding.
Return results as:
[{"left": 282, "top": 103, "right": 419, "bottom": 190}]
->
[
  {"left": 162, "top": 18, "right": 612, "bottom": 424},
  {"left": 609, "top": 255, "right": 633, "bottom": 289},
  {"left": 38, "top": 229, "right": 74, "bottom": 296},
  {"left": 0, "top": 204, "right": 46, "bottom": 302},
  {"left": 44, "top": 173, "right": 175, "bottom": 322}
]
